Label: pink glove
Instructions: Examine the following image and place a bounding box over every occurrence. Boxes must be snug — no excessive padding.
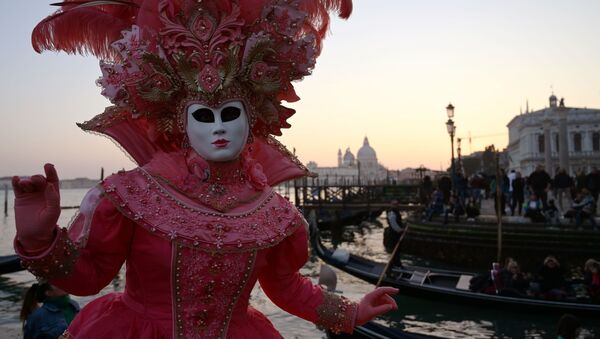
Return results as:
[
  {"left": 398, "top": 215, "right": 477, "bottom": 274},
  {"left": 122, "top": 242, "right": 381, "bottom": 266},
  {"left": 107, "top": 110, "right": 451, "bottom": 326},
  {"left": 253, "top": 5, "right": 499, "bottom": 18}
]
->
[
  {"left": 355, "top": 287, "right": 399, "bottom": 326},
  {"left": 12, "top": 163, "right": 61, "bottom": 252}
]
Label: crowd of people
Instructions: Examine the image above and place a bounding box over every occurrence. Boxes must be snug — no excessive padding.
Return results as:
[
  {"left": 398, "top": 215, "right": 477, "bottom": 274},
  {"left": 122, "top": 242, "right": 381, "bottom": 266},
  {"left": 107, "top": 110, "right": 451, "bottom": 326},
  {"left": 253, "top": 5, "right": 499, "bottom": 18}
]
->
[
  {"left": 419, "top": 166, "right": 600, "bottom": 229},
  {"left": 469, "top": 256, "right": 600, "bottom": 304}
]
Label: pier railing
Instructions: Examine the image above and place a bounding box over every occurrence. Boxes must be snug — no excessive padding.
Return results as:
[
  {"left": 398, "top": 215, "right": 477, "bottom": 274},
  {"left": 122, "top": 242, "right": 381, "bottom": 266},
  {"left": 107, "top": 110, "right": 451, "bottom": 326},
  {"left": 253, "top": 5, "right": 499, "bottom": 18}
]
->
[{"left": 293, "top": 178, "right": 421, "bottom": 210}]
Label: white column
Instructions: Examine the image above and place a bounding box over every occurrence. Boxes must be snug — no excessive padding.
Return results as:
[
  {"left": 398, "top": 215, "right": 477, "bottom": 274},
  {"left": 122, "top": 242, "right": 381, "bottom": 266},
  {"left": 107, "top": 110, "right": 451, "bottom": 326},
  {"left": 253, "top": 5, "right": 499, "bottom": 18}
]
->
[
  {"left": 584, "top": 130, "right": 592, "bottom": 151},
  {"left": 543, "top": 120, "right": 552, "bottom": 174},
  {"left": 558, "top": 108, "right": 569, "bottom": 172}
]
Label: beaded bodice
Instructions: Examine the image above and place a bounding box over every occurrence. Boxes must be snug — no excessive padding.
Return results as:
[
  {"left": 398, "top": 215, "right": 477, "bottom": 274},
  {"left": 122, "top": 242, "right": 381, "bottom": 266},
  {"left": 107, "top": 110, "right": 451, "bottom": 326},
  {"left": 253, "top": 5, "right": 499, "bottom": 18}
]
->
[{"left": 100, "top": 154, "right": 306, "bottom": 338}]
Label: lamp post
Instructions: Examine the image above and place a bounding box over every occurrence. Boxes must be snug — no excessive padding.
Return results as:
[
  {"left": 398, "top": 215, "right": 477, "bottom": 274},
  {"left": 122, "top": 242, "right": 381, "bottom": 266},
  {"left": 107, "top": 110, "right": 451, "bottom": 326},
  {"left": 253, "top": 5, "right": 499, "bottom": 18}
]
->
[
  {"left": 445, "top": 103, "right": 456, "bottom": 182},
  {"left": 457, "top": 137, "right": 462, "bottom": 174}
]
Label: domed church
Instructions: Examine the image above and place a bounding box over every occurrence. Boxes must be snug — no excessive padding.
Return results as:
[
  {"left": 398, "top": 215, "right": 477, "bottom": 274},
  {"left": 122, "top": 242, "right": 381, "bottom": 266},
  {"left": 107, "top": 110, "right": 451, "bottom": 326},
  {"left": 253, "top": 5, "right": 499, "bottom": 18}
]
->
[{"left": 306, "top": 137, "right": 389, "bottom": 184}]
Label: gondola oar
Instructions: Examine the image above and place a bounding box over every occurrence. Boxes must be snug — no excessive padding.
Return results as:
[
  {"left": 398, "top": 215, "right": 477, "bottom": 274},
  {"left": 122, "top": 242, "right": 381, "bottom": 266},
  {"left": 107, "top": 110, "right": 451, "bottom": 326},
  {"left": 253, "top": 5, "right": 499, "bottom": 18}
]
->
[{"left": 376, "top": 225, "right": 409, "bottom": 287}]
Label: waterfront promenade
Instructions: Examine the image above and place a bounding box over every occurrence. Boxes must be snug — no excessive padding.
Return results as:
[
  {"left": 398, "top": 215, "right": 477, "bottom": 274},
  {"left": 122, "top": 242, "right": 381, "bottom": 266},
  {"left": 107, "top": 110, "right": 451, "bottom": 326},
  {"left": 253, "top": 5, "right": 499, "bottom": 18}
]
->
[{"left": 0, "top": 324, "right": 19, "bottom": 338}]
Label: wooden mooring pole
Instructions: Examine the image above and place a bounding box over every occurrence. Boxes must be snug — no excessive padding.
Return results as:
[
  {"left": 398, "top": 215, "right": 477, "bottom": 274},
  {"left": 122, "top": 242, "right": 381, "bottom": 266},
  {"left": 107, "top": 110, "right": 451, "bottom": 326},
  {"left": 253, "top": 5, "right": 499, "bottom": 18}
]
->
[
  {"left": 4, "top": 184, "right": 8, "bottom": 217},
  {"left": 495, "top": 153, "right": 503, "bottom": 262}
]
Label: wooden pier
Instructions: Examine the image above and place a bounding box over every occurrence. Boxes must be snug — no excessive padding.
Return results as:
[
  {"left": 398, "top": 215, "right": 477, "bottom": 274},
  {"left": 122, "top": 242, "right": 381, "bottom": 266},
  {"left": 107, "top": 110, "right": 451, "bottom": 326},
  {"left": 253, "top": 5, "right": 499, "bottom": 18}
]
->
[{"left": 293, "top": 179, "right": 421, "bottom": 211}]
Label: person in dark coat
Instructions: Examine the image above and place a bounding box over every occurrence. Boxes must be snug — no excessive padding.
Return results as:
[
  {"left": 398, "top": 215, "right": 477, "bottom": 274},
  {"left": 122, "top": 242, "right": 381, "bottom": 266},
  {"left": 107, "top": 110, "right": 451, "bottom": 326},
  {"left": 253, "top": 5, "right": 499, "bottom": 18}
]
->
[
  {"left": 465, "top": 197, "right": 480, "bottom": 220},
  {"left": 454, "top": 172, "right": 468, "bottom": 206},
  {"left": 438, "top": 176, "right": 452, "bottom": 204},
  {"left": 553, "top": 168, "right": 574, "bottom": 212},
  {"left": 528, "top": 165, "right": 552, "bottom": 206},
  {"left": 537, "top": 255, "right": 567, "bottom": 300},
  {"left": 419, "top": 176, "right": 434, "bottom": 206},
  {"left": 510, "top": 171, "right": 525, "bottom": 216},
  {"left": 585, "top": 167, "right": 600, "bottom": 205}
]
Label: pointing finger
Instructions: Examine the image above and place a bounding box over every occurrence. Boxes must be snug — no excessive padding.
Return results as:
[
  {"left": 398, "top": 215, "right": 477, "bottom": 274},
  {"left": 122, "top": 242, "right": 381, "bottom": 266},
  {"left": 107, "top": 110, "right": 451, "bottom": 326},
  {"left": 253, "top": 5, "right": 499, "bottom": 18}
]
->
[{"left": 370, "top": 287, "right": 399, "bottom": 299}]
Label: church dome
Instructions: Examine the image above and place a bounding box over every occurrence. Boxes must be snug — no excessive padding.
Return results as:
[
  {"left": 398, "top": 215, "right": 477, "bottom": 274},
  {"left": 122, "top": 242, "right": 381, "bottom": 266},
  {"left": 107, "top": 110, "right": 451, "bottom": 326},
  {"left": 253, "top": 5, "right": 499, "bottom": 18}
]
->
[
  {"left": 357, "top": 137, "right": 377, "bottom": 160},
  {"left": 342, "top": 148, "right": 355, "bottom": 166}
]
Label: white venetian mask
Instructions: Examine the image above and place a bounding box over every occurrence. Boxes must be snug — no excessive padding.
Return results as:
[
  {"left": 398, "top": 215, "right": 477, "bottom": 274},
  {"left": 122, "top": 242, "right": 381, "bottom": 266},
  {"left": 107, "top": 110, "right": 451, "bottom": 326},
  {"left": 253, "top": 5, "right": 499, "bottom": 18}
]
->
[{"left": 186, "top": 100, "right": 249, "bottom": 162}]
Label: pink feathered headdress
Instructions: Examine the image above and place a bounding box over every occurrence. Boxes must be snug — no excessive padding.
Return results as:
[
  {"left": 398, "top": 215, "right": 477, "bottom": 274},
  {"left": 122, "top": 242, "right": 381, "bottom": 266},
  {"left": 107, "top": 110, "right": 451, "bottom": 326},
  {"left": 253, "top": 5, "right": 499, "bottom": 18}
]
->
[{"left": 32, "top": 0, "right": 351, "bottom": 184}]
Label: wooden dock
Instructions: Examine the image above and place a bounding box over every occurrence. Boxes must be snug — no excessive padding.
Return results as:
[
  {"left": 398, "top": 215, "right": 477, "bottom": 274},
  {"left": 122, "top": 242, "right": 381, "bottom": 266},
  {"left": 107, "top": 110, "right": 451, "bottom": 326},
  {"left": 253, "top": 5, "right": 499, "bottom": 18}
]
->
[{"left": 293, "top": 179, "right": 421, "bottom": 211}]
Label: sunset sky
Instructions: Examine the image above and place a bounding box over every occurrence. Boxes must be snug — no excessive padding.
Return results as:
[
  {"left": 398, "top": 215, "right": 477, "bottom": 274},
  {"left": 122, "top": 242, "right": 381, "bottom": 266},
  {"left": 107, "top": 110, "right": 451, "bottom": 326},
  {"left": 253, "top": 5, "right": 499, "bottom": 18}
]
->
[{"left": 2, "top": 1, "right": 600, "bottom": 179}]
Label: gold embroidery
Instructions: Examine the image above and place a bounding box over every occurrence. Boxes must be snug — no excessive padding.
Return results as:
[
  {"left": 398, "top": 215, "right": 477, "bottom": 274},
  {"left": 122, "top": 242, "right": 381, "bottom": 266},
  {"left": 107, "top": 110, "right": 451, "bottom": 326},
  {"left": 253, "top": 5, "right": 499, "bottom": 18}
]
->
[
  {"left": 172, "top": 243, "right": 256, "bottom": 338},
  {"left": 266, "top": 136, "right": 316, "bottom": 178},
  {"left": 315, "top": 291, "right": 358, "bottom": 334},
  {"left": 20, "top": 228, "right": 80, "bottom": 282},
  {"left": 102, "top": 170, "right": 305, "bottom": 253}
]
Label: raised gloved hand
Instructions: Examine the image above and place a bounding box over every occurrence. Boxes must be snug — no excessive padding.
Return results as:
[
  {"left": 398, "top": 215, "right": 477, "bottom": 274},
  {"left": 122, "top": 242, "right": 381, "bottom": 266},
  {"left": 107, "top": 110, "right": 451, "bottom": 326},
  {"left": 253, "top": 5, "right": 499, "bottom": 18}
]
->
[
  {"left": 12, "top": 164, "right": 61, "bottom": 251},
  {"left": 355, "top": 287, "right": 399, "bottom": 326}
]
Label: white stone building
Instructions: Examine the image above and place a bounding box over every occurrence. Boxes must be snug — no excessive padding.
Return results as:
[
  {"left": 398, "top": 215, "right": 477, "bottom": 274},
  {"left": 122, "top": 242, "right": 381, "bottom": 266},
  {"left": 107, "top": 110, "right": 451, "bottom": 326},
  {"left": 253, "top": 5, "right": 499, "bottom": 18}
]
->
[
  {"left": 507, "top": 94, "right": 600, "bottom": 176},
  {"left": 306, "top": 137, "right": 389, "bottom": 184}
]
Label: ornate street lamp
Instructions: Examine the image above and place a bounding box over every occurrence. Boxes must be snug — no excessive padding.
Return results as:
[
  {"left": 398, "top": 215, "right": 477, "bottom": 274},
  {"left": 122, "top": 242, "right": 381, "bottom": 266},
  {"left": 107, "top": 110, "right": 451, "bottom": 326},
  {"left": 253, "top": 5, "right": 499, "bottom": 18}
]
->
[
  {"left": 446, "top": 103, "right": 456, "bottom": 181},
  {"left": 446, "top": 103, "right": 455, "bottom": 119}
]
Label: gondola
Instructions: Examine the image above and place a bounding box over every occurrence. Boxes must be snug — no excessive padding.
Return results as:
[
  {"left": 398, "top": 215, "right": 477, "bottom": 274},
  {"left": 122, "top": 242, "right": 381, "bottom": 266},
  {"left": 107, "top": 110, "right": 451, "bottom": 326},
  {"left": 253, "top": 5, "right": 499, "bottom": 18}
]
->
[
  {"left": 326, "top": 321, "right": 440, "bottom": 339},
  {"left": 0, "top": 255, "right": 23, "bottom": 275},
  {"left": 310, "top": 230, "right": 600, "bottom": 316}
]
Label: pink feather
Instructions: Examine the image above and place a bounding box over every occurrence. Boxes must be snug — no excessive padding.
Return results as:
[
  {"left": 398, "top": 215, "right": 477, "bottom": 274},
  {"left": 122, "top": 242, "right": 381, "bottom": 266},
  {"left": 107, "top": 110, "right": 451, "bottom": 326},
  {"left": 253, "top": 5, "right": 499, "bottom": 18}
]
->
[{"left": 32, "top": 3, "right": 138, "bottom": 59}]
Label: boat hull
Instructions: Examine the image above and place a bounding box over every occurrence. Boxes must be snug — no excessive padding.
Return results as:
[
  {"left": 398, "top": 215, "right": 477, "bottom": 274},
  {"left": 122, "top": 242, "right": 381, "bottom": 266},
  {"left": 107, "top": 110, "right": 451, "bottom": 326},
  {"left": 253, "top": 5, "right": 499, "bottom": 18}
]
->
[
  {"left": 403, "top": 219, "right": 600, "bottom": 270},
  {"left": 310, "top": 231, "right": 600, "bottom": 316}
]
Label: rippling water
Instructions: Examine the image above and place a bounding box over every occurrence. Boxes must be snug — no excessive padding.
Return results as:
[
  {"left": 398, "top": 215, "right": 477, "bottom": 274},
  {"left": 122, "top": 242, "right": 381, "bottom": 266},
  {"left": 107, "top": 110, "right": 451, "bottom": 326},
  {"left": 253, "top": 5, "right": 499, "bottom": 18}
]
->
[{"left": 1, "top": 189, "right": 598, "bottom": 338}]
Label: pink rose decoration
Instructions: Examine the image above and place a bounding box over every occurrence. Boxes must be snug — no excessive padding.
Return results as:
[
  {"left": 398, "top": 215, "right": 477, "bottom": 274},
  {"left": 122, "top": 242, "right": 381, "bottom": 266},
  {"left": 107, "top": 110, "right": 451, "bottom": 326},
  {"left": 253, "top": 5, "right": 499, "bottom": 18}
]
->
[
  {"left": 242, "top": 154, "right": 267, "bottom": 189},
  {"left": 186, "top": 152, "right": 209, "bottom": 181},
  {"left": 249, "top": 162, "right": 268, "bottom": 189}
]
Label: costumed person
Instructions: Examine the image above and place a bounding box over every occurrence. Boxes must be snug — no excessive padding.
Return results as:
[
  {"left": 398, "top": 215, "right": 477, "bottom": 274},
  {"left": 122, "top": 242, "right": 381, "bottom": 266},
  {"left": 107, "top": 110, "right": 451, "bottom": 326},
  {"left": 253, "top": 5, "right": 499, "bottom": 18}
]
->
[
  {"left": 383, "top": 199, "right": 404, "bottom": 269},
  {"left": 20, "top": 283, "right": 80, "bottom": 339},
  {"left": 383, "top": 199, "right": 404, "bottom": 253},
  {"left": 12, "top": 1, "right": 398, "bottom": 338}
]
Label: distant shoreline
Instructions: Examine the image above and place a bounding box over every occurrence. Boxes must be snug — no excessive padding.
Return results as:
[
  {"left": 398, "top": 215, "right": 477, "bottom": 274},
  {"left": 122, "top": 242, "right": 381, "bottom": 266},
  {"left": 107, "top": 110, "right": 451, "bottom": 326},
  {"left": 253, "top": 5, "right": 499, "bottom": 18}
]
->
[{"left": 0, "top": 177, "right": 99, "bottom": 190}]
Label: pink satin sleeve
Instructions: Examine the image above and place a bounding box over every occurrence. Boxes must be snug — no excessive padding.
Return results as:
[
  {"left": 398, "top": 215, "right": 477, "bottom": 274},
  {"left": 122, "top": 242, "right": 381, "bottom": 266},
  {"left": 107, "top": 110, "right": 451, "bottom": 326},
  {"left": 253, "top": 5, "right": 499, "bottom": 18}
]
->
[
  {"left": 258, "top": 225, "right": 357, "bottom": 334},
  {"left": 53, "top": 197, "right": 134, "bottom": 295},
  {"left": 16, "top": 190, "right": 135, "bottom": 296}
]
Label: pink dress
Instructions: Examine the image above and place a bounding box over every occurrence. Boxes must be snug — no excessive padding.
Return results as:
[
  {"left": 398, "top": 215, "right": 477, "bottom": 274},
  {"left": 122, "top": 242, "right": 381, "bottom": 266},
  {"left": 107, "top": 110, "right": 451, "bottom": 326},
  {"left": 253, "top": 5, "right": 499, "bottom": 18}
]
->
[{"left": 16, "top": 152, "right": 357, "bottom": 338}]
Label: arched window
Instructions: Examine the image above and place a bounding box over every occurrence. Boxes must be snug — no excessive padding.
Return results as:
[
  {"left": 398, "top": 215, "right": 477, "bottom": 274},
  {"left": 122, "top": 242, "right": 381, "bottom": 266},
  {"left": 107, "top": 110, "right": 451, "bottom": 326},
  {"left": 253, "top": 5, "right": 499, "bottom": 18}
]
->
[
  {"left": 538, "top": 135, "right": 545, "bottom": 153},
  {"left": 593, "top": 132, "right": 600, "bottom": 151},
  {"left": 574, "top": 133, "right": 582, "bottom": 152}
]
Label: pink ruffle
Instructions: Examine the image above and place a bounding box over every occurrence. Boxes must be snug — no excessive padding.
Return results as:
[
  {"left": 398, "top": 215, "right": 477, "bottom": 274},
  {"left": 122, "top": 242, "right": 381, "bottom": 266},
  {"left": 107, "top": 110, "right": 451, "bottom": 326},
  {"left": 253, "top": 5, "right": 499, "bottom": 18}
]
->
[
  {"left": 67, "top": 293, "right": 284, "bottom": 338},
  {"left": 67, "top": 293, "right": 172, "bottom": 338}
]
